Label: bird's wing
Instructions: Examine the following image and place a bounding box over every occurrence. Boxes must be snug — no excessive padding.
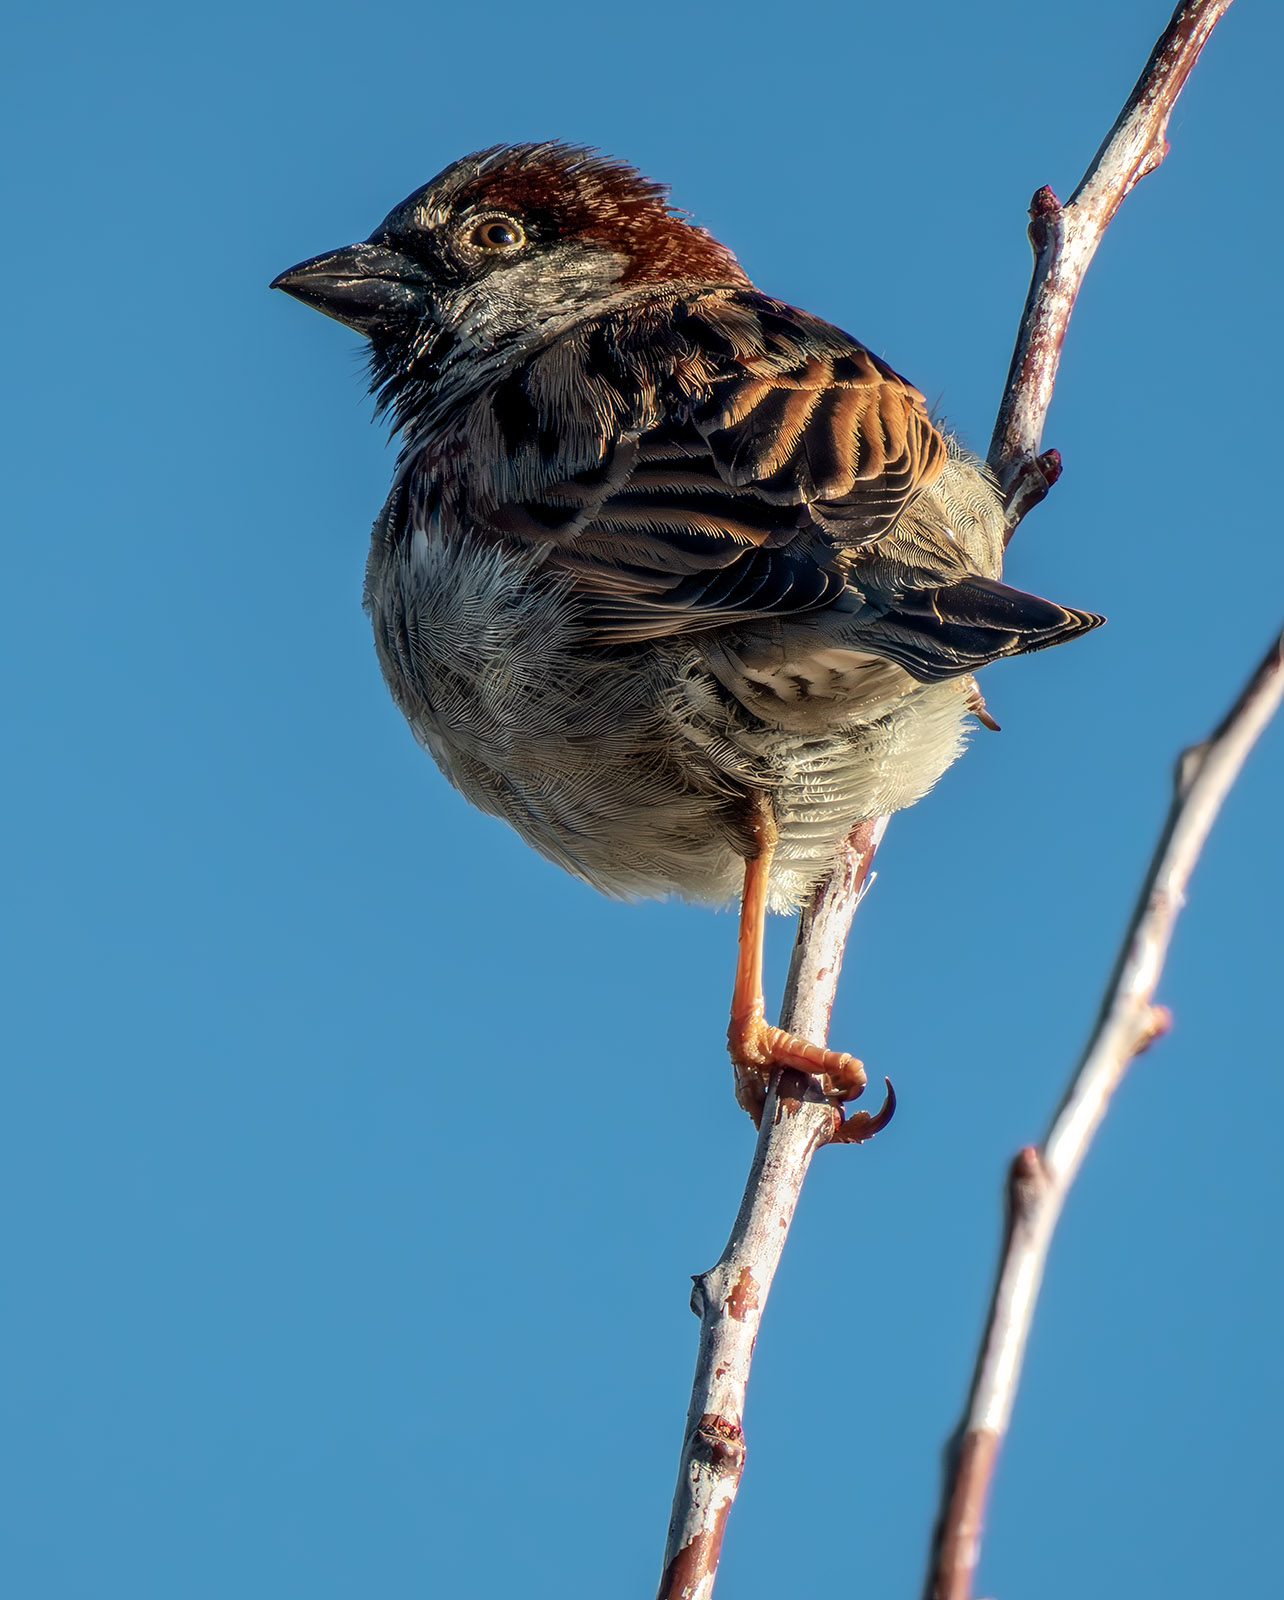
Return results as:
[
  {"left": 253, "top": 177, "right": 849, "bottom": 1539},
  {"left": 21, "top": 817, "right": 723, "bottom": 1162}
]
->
[
  {"left": 470, "top": 291, "right": 1099, "bottom": 665},
  {"left": 482, "top": 414, "right": 850, "bottom": 642},
  {"left": 466, "top": 291, "right": 951, "bottom": 644}
]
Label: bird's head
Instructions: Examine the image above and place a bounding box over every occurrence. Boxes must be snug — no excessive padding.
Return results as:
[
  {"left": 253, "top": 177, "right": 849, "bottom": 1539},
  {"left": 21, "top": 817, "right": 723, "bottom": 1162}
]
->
[{"left": 271, "top": 142, "right": 747, "bottom": 428}]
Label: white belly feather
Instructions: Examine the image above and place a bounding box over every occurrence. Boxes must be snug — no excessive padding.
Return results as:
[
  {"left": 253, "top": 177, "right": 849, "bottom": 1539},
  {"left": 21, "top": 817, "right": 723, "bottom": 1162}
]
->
[{"left": 364, "top": 524, "right": 976, "bottom": 911}]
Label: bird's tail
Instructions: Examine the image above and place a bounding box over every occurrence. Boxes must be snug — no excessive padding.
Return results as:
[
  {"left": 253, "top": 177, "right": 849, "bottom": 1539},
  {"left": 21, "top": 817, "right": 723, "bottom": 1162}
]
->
[{"left": 856, "top": 575, "right": 1103, "bottom": 683}]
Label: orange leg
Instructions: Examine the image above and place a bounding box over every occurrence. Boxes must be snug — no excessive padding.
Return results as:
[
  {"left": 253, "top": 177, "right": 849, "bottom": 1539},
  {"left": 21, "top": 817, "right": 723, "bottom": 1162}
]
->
[{"left": 727, "top": 796, "right": 868, "bottom": 1121}]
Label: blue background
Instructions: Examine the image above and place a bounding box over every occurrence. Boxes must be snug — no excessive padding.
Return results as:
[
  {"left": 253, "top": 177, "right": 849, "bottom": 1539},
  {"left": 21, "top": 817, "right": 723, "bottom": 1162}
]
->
[{"left": 4, "top": 1, "right": 1280, "bottom": 1594}]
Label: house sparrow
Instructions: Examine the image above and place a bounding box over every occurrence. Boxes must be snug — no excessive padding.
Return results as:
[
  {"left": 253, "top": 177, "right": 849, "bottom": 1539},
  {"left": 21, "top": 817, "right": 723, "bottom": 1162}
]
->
[{"left": 272, "top": 143, "right": 1100, "bottom": 1126}]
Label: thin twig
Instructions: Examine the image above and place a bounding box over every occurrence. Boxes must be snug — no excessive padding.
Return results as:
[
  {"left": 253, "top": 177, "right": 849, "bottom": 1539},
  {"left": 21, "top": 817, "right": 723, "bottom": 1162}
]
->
[
  {"left": 656, "top": 818, "right": 887, "bottom": 1600},
  {"left": 923, "top": 627, "right": 1284, "bottom": 1600},
  {"left": 990, "top": 0, "right": 1234, "bottom": 532}
]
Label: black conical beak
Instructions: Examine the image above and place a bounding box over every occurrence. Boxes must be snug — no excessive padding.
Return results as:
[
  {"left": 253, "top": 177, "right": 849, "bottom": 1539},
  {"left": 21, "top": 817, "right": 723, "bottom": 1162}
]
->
[{"left": 271, "top": 242, "right": 430, "bottom": 335}]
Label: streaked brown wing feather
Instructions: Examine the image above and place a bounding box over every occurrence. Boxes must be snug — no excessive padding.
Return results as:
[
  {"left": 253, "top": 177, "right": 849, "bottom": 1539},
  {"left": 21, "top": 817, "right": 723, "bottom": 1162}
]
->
[
  {"left": 474, "top": 290, "right": 948, "bottom": 643},
  {"left": 540, "top": 420, "right": 846, "bottom": 637},
  {"left": 687, "top": 299, "right": 947, "bottom": 536}
]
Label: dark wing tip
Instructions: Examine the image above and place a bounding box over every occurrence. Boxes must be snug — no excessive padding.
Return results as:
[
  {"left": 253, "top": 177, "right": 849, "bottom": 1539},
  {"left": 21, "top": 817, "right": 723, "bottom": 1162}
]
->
[
  {"left": 852, "top": 578, "right": 1104, "bottom": 683},
  {"left": 1067, "top": 605, "right": 1106, "bottom": 635},
  {"left": 1021, "top": 601, "right": 1105, "bottom": 655}
]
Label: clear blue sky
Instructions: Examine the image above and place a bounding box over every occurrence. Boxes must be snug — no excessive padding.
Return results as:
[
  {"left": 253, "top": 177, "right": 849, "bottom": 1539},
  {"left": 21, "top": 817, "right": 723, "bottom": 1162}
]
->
[{"left": 4, "top": 1, "right": 1280, "bottom": 1595}]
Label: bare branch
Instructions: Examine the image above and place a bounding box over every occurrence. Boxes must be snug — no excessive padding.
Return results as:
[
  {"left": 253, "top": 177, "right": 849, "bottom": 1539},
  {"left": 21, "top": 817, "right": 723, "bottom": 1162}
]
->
[
  {"left": 656, "top": 818, "right": 887, "bottom": 1600},
  {"left": 658, "top": 6, "right": 1237, "bottom": 1594},
  {"left": 990, "top": 0, "right": 1234, "bottom": 532},
  {"left": 919, "top": 11, "right": 1245, "bottom": 1590},
  {"left": 923, "top": 627, "right": 1284, "bottom": 1600}
]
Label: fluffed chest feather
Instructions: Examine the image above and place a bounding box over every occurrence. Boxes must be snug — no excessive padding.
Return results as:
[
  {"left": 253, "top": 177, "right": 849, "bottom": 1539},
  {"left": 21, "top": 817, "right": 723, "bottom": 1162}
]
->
[
  {"left": 361, "top": 504, "right": 978, "bottom": 911},
  {"left": 362, "top": 512, "right": 756, "bottom": 902}
]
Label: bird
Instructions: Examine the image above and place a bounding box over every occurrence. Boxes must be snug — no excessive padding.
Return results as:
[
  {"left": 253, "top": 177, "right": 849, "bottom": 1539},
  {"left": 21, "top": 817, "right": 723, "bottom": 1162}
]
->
[{"left": 272, "top": 142, "right": 1100, "bottom": 1129}]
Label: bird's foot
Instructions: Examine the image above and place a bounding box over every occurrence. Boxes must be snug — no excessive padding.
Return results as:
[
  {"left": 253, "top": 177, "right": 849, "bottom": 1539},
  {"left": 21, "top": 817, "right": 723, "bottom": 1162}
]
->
[{"left": 729, "top": 1009, "right": 867, "bottom": 1124}]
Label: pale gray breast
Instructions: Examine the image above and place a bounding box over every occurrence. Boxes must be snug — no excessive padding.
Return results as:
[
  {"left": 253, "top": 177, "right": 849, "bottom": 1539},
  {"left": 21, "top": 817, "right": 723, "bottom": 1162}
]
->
[
  {"left": 358, "top": 440, "right": 999, "bottom": 911},
  {"left": 362, "top": 516, "right": 753, "bottom": 903}
]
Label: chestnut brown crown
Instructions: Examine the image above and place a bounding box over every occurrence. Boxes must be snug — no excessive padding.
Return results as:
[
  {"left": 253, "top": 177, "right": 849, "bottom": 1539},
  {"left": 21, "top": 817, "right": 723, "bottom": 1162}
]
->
[{"left": 400, "top": 142, "right": 749, "bottom": 287}]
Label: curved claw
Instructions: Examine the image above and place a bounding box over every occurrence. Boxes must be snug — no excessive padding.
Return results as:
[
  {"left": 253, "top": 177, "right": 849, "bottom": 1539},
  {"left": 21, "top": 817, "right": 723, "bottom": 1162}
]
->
[{"left": 830, "top": 1076, "right": 896, "bottom": 1145}]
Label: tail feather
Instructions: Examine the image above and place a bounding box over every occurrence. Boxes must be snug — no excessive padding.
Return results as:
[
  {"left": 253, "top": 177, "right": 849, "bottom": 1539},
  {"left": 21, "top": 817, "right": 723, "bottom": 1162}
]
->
[{"left": 861, "top": 575, "right": 1103, "bottom": 683}]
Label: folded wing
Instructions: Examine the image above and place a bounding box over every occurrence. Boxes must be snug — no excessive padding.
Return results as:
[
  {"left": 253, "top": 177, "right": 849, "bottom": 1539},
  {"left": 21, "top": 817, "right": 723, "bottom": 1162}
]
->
[{"left": 472, "top": 288, "right": 1100, "bottom": 670}]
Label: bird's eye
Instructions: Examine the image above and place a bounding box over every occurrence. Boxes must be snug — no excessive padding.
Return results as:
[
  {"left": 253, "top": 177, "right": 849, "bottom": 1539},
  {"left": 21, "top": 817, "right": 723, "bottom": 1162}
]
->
[{"left": 469, "top": 216, "right": 526, "bottom": 251}]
